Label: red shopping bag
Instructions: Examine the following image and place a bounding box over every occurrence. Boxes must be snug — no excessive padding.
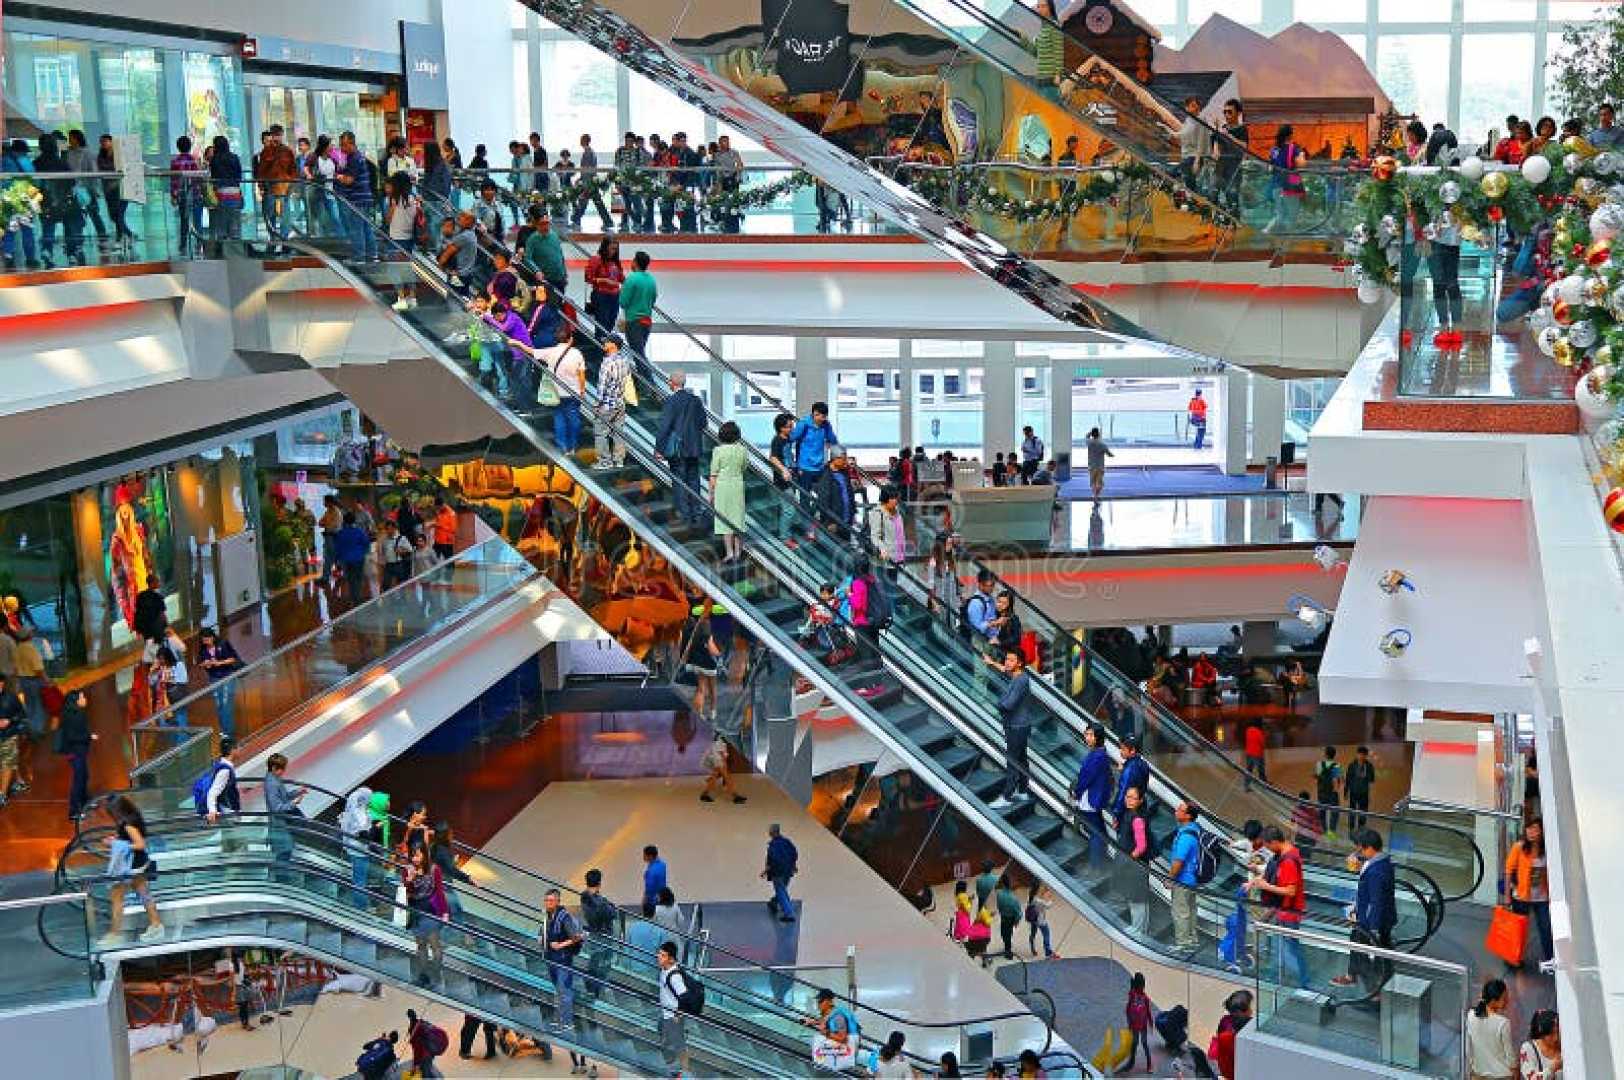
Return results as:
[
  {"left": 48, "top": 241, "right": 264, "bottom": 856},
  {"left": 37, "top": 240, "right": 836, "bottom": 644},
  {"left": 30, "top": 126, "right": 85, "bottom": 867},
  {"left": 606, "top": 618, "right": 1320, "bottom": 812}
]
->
[{"left": 1485, "top": 905, "right": 1528, "bottom": 965}]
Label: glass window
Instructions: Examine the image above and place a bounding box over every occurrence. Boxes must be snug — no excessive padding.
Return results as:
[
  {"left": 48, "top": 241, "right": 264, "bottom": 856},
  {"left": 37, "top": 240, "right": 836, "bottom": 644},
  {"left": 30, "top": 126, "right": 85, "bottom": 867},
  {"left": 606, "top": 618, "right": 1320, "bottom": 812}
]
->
[
  {"left": 828, "top": 337, "right": 900, "bottom": 360},
  {"left": 180, "top": 52, "right": 245, "bottom": 151},
  {"left": 1294, "top": 0, "right": 1359, "bottom": 22},
  {"left": 1338, "top": 34, "right": 1367, "bottom": 61},
  {"left": 1459, "top": 35, "right": 1535, "bottom": 143},
  {"left": 914, "top": 339, "right": 983, "bottom": 358},
  {"left": 541, "top": 39, "right": 617, "bottom": 149},
  {"left": 630, "top": 68, "right": 707, "bottom": 146},
  {"left": 1019, "top": 366, "right": 1050, "bottom": 445},
  {"left": 1129, "top": 0, "right": 1178, "bottom": 22},
  {"left": 514, "top": 41, "right": 533, "bottom": 138},
  {"left": 831, "top": 369, "right": 901, "bottom": 467},
  {"left": 1379, "top": 0, "right": 1452, "bottom": 19},
  {"left": 720, "top": 335, "right": 794, "bottom": 363},
  {"left": 1375, "top": 36, "right": 1451, "bottom": 125},
  {"left": 914, "top": 368, "right": 984, "bottom": 457},
  {"left": 1189, "top": 0, "right": 1260, "bottom": 26},
  {"left": 1464, "top": 0, "right": 1539, "bottom": 20},
  {"left": 650, "top": 333, "right": 716, "bottom": 366}
]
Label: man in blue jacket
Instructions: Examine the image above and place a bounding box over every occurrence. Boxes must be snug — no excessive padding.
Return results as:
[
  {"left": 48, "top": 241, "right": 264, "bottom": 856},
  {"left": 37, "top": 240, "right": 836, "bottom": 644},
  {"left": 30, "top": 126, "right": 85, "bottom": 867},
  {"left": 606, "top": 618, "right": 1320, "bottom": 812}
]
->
[
  {"left": 1333, "top": 829, "right": 1396, "bottom": 991},
  {"left": 789, "top": 403, "right": 838, "bottom": 488},
  {"left": 1112, "top": 735, "right": 1151, "bottom": 817},
  {"left": 1070, "top": 723, "right": 1113, "bottom": 867},
  {"left": 333, "top": 512, "right": 371, "bottom": 603},
  {"left": 763, "top": 823, "right": 799, "bottom": 923},
  {"left": 654, "top": 371, "right": 709, "bottom": 526}
]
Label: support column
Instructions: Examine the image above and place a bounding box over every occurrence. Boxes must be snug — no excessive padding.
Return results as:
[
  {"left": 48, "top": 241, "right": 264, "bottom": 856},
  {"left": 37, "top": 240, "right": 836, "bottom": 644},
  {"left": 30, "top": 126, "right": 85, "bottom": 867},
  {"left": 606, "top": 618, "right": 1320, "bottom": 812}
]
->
[
  {"left": 793, "top": 336, "right": 830, "bottom": 417},
  {"left": 1222, "top": 368, "right": 1249, "bottom": 476},
  {"left": 898, "top": 340, "right": 916, "bottom": 450},
  {"left": 1250, "top": 375, "right": 1286, "bottom": 470},
  {"left": 982, "top": 341, "right": 1017, "bottom": 463},
  {"left": 1050, "top": 361, "right": 1073, "bottom": 471},
  {"left": 1241, "top": 620, "right": 1277, "bottom": 656}
]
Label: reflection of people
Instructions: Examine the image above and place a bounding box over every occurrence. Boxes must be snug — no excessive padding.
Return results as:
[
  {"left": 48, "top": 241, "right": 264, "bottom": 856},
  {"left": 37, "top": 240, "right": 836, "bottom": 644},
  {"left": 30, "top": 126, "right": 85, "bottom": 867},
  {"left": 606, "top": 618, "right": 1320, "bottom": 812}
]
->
[{"left": 109, "top": 499, "right": 155, "bottom": 631}]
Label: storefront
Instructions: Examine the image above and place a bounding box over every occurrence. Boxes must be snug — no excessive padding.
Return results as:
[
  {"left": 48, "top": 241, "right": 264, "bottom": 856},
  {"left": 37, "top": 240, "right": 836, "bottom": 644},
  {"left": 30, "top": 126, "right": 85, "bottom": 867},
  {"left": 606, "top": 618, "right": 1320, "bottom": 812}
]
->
[{"left": 244, "top": 72, "right": 395, "bottom": 159}]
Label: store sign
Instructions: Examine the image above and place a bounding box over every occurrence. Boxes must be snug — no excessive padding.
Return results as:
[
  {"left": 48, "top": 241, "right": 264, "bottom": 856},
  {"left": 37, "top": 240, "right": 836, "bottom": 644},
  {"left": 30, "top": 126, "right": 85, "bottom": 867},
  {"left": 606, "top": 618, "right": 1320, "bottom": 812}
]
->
[{"left": 400, "top": 22, "right": 448, "bottom": 112}]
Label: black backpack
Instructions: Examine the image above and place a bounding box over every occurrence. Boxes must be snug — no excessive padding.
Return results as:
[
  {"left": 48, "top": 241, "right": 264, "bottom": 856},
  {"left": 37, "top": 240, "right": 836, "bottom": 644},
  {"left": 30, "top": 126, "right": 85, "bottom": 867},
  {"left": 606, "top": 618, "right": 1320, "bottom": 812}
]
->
[
  {"left": 862, "top": 575, "right": 892, "bottom": 629},
  {"left": 666, "top": 969, "right": 705, "bottom": 1016},
  {"left": 960, "top": 592, "right": 990, "bottom": 643},
  {"left": 1154, "top": 1004, "right": 1188, "bottom": 1051}
]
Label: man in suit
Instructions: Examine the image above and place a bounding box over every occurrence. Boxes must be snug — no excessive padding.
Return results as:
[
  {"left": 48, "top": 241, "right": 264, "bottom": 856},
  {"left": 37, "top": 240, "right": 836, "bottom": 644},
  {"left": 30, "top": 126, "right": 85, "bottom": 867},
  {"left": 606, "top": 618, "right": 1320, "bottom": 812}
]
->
[
  {"left": 1332, "top": 829, "right": 1396, "bottom": 991},
  {"left": 655, "top": 370, "right": 708, "bottom": 526},
  {"left": 813, "top": 445, "right": 856, "bottom": 541}
]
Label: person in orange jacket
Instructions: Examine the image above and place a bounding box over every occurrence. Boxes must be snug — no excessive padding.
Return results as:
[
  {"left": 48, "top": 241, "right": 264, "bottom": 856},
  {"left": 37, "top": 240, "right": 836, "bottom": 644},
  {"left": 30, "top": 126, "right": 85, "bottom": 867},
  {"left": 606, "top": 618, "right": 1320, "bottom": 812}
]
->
[{"left": 1503, "top": 819, "right": 1553, "bottom": 968}]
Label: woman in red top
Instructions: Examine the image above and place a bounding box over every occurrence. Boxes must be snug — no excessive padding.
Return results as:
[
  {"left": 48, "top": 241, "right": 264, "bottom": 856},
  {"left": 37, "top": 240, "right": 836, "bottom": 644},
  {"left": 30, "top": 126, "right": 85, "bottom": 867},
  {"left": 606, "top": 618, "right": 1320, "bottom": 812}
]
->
[
  {"left": 1493, "top": 121, "right": 1531, "bottom": 165},
  {"left": 1212, "top": 989, "right": 1253, "bottom": 1079},
  {"left": 585, "top": 235, "right": 624, "bottom": 335}
]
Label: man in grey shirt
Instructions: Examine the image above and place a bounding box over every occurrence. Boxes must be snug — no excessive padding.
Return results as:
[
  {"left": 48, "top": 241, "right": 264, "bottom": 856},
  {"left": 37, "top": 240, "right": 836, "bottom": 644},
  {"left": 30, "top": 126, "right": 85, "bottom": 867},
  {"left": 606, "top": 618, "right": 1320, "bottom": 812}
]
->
[
  {"left": 986, "top": 648, "right": 1034, "bottom": 808},
  {"left": 1085, "top": 427, "right": 1114, "bottom": 501},
  {"left": 1591, "top": 103, "right": 1624, "bottom": 151},
  {"left": 263, "top": 752, "right": 306, "bottom": 862},
  {"left": 437, "top": 212, "right": 481, "bottom": 287},
  {"left": 573, "top": 133, "right": 613, "bottom": 230},
  {"left": 712, "top": 134, "right": 745, "bottom": 233}
]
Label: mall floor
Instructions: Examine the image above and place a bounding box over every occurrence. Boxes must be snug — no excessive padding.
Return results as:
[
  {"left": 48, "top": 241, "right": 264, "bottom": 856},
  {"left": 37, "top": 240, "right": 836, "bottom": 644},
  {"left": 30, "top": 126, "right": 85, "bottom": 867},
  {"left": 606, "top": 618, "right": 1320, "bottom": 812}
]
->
[{"left": 0, "top": 575, "right": 343, "bottom": 876}]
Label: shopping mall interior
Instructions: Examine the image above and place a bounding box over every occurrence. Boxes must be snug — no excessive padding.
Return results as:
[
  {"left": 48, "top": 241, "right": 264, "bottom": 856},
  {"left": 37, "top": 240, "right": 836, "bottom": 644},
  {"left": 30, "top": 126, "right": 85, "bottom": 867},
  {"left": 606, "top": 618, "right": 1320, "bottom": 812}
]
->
[{"left": 1, "top": 0, "right": 1620, "bottom": 1077}]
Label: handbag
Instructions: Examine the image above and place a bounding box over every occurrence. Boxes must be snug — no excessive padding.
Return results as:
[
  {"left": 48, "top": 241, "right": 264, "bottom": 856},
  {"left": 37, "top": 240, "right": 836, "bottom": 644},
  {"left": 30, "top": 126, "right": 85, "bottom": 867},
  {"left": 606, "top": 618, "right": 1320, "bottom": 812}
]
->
[
  {"left": 623, "top": 369, "right": 639, "bottom": 407},
  {"left": 1484, "top": 904, "right": 1528, "bottom": 965}
]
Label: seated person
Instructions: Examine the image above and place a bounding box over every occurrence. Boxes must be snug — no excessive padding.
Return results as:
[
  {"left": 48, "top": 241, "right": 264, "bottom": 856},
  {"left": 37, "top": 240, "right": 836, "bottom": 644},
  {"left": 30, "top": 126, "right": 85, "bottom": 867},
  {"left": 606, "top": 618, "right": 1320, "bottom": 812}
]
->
[{"left": 1189, "top": 654, "right": 1219, "bottom": 690}]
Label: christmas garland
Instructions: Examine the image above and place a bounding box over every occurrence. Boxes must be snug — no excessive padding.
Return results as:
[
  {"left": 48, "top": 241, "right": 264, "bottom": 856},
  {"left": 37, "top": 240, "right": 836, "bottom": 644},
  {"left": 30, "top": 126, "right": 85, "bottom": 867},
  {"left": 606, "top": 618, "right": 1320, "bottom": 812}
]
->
[
  {"left": 524, "top": 168, "right": 813, "bottom": 224},
  {"left": 899, "top": 160, "right": 1236, "bottom": 226},
  {"left": 1, "top": 180, "right": 40, "bottom": 229}
]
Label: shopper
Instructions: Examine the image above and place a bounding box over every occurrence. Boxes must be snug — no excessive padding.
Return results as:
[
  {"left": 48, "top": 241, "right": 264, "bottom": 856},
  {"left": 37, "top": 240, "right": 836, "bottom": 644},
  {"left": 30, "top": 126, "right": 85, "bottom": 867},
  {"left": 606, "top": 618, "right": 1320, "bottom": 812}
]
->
[
  {"left": 542, "top": 888, "right": 584, "bottom": 1033},
  {"left": 57, "top": 689, "right": 96, "bottom": 820},
  {"left": 1112, "top": 734, "right": 1150, "bottom": 817},
  {"left": 1024, "top": 882, "right": 1056, "bottom": 959},
  {"left": 263, "top": 753, "right": 306, "bottom": 863},
  {"left": 1263, "top": 124, "right": 1307, "bottom": 234},
  {"left": 1123, "top": 972, "right": 1154, "bottom": 1075},
  {"left": 196, "top": 627, "right": 243, "bottom": 739},
  {"left": 592, "top": 336, "right": 632, "bottom": 471},
  {"left": 1115, "top": 785, "right": 1154, "bottom": 932},
  {"left": 1467, "top": 979, "right": 1515, "bottom": 1080},
  {"left": 1084, "top": 427, "right": 1113, "bottom": 500},
  {"left": 63, "top": 130, "right": 108, "bottom": 249},
  {"left": 763, "top": 823, "right": 799, "bottom": 922},
  {"left": 654, "top": 370, "right": 708, "bottom": 526},
  {"left": 430, "top": 821, "right": 474, "bottom": 929},
  {"left": 789, "top": 403, "right": 839, "bottom": 498},
  {"left": 1070, "top": 722, "right": 1112, "bottom": 866},
  {"left": 1504, "top": 819, "right": 1554, "bottom": 968},
  {"left": 1019, "top": 426, "right": 1044, "bottom": 484},
  {"left": 458, "top": 1012, "right": 500, "bottom": 1061},
  {"left": 805, "top": 988, "right": 861, "bottom": 1071},
  {"left": 1332, "top": 828, "right": 1396, "bottom": 991},
  {"left": 334, "top": 512, "right": 372, "bottom": 602},
  {"left": 1167, "top": 801, "right": 1203, "bottom": 954},
  {"left": 710, "top": 420, "right": 749, "bottom": 563},
  {"left": 700, "top": 733, "right": 747, "bottom": 804},
  {"left": 35, "top": 132, "right": 85, "bottom": 267},
  {"left": 1211, "top": 989, "right": 1253, "bottom": 1079},
  {"left": 620, "top": 251, "right": 659, "bottom": 364},
  {"left": 334, "top": 131, "right": 378, "bottom": 262},
  {"left": 995, "top": 875, "right": 1022, "bottom": 960},
  {"left": 341, "top": 786, "right": 376, "bottom": 910},
  {"left": 207, "top": 136, "right": 245, "bottom": 254},
  {"left": 656, "top": 941, "right": 690, "bottom": 1077},
  {"left": 585, "top": 235, "right": 625, "bottom": 334},
  {"left": 641, "top": 844, "right": 668, "bottom": 915},
  {"left": 99, "top": 795, "right": 165, "bottom": 943},
  {"left": 404, "top": 845, "right": 448, "bottom": 988},
  {"left": 1518, "top": 1009, "right": 1562, "bottom": 1080},
  {"left": 1345, "top": 745, "right": 1376, "bottom": 832},
  {"left": 522, "top": 207, "right": 568, "bottom": 297},
  {"left": 1187, "top": 388, "right": 1209, "bottom": 450},
  {"left": 1248, "top": 825, "right": 1309, "bottom": 986},
  {"left": 168, "top": 134, "right": 205, "bottom": 259},
  {"left": 1242, "top": 720, "right": 1267, "bottom": 788},
  {"left": 406, "top": 1008, "right": 449, "bottom": 1079},
  {"left": 987, "top": 648, "right": 1034, "bottom": 809},
  {"left": 1315, "top": 745, "right": 1343, "bottom": 837}
]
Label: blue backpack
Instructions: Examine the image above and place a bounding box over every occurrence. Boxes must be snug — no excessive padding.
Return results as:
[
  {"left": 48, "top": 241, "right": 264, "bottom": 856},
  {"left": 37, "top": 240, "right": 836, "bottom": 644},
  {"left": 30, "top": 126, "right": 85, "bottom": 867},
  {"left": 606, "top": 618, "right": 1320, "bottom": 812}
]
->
[{"left": 192, "top": 761, "right": 233, "bottom": 817}]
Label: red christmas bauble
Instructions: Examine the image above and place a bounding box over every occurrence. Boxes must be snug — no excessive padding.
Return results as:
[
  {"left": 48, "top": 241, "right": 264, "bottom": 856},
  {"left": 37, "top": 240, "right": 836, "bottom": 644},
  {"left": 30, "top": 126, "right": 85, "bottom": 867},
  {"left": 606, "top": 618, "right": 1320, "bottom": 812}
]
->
[
  {"left": 1487, "top": 205, "right": 1504, "bottom": 223},
  {"left": 1371, "top": 156, "right": 1398, "bottom": 181},
  {"left": 1605, "top": 488, "right": 1624, "bottom": 534}
]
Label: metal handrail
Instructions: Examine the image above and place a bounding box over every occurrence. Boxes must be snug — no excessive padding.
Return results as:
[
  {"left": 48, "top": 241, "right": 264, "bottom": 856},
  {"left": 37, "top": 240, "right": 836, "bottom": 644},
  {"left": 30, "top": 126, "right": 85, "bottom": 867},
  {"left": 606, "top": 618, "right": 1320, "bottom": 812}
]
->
[
  {"left": 0, "top": 891, "right": 88, "bottom": 910},
  {"left": 1251, "top": 919, "right": 1470, "bottom": 975}
]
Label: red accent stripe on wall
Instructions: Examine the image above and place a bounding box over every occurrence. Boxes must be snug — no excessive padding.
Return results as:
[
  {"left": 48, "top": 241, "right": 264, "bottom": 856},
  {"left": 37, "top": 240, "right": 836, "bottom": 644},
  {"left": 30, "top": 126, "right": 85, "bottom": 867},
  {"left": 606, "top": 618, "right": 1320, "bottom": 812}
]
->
[{"left": 0, "top": 300, "right": 149, "bottom": 340}]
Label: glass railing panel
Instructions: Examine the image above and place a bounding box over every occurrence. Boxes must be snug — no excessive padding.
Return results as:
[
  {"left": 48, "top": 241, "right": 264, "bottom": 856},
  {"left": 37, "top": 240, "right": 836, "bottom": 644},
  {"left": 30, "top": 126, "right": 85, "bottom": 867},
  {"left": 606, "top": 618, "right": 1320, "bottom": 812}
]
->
[
  {"left": 0, "top": 893, "right": 97, "bottom": 1010},
  {"left": 1252, "top": 921, "right": 1467, "bottom": 1078},
  {"left": 128, "top": 538, "right": 535, "bottom": 777}
]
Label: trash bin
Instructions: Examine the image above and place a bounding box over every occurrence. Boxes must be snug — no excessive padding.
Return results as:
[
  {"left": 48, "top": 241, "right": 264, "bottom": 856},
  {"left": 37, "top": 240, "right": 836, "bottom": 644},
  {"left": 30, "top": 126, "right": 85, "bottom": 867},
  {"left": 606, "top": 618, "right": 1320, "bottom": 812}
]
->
[
  {"left": 1055, "top": 452, "right": 1072, "bottom": 483},
  {"left": 1264, "top": 455, "right": 1279, "bottom": 489}
]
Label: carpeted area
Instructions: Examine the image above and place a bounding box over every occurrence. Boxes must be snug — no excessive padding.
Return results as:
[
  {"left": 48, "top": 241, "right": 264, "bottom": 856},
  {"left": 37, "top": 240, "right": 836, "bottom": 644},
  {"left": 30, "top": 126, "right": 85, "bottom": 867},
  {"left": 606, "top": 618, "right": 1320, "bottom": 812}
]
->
[
  {"left": 1057, "top": 466, "right": 1272, "bottom": 501},
  {"left": 699, "top": 898, "right": 804, "bottom": 968},
  {"left": 996, "top": 956, "right": 1132, "bottom": 1071}
]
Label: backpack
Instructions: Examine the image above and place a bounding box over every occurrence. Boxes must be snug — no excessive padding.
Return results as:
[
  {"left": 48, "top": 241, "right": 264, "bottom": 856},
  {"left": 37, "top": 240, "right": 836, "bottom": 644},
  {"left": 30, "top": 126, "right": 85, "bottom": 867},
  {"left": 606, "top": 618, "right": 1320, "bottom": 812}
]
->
[
  {"left": 828, "top": 1004, "right": 861, "bottom": 1045},
  {"left": 666, "top": 969, "right": 706, "bottom": 1016},
  {"left": 192, "top": 761, "right": 233, "bottom": 817},
  {"left": 1154, "top": 1004, "right": 1189, "bottom": 1051},
  {"left": 862, "top": 575, "right": 893, "bottom": 628},
  {"left": 417, "top": 1020, "right": 449, "bottom": 1056},
  {"left": 1179, "top": 824, "right": 1223, "bottom": 885},
  {"left": 355, "top": 1039, "right": 397, "bottom": 1077},
  {"left": 1024, "top": 901, "right": 1039, "bottom": 925},
  {"left": 1126, "top": 991, "right": 1153, "bottom": 1032},
  {"left": 960, "top": 592, "right": 991, "bottom": 643},
  {"left": 1315, "top": 760, "right": 1341, "bottom": 801}
]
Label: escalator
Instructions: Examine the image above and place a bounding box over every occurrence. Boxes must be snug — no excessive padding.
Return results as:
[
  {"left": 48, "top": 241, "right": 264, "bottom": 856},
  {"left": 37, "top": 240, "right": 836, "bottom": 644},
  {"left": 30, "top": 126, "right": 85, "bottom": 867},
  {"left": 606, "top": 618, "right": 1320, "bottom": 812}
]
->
[
  {"left": 433, "top": 173, "right": 1475, "bottom": 909},
  {"left": 250, "top": 182, "right": 1463, "bottom": 987},
  {"left": 518, "top": 0, "right": 1370, "bottom": 372},
  {"left": 54, "top": 782, "right": 1066, "bottom": 1076}
]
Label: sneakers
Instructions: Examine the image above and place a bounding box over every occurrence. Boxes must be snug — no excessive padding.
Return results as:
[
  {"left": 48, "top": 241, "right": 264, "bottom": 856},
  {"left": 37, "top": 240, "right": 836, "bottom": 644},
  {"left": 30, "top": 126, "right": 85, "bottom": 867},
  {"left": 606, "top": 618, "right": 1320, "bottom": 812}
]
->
[
  {"left": 732, "top": 795, "right": 747, "bottom": 804},
  {"left": 391, "top": 296, "right": 417, "bottom": 312},
  {"left": 140, "top": 924, "right": 165, "bottom": 942},
  {"left": 700, "top": 794, "right": 715, "bottom": 803},
  {"left": 96, "top": 931, "right": 123, "bottom": 948},
  {"left": 987, "top": 796, "right": 1015, "bottom": 810},
  {"left": 1329, "top": 975, "right": 1357, "bottom": 987}
]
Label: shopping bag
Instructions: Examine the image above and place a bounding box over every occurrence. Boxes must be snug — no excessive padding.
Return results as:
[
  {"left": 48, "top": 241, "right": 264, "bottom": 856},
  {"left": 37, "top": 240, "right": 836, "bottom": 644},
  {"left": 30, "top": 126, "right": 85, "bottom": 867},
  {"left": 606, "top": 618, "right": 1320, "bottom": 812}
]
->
[
  {"left": 1484, "top": 905, "right": 1528, "bottom": 965},
  {"left": 392, "top": 885, "right": 410, "bottom": 929}
]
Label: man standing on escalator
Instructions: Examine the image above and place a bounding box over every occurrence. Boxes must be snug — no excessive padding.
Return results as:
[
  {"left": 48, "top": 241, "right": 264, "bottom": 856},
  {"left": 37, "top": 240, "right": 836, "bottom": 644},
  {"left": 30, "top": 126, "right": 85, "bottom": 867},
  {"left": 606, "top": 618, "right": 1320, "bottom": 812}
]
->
[{"left": 987, "top": 649, "right": 1034, "bottom": 810}]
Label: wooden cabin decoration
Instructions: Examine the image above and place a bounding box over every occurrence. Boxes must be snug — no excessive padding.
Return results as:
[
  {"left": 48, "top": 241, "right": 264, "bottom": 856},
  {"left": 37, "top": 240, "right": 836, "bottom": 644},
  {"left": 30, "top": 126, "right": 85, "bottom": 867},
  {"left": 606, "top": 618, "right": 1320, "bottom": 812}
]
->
[{"left": 1060, "top": 0, "right": 1160, "bottom": 85}]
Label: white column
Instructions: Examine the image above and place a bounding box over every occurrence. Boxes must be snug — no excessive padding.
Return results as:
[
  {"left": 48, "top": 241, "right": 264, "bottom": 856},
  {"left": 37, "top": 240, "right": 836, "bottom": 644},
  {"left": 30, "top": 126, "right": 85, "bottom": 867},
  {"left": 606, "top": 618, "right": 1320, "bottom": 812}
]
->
[
  {"left": 1250, "top": 375, "right": 1286, "bottom": 470},
  {"left": 982, "top": 340, "right": 1017, "bottom": 461},
  {"left": 438, "top": 0, "right": 518, "bottom": 155},
  {"left": 898, "top": 339, "right": 916, "bottom": 450},
  {"left": 794, "top": 336, "right": 830, "bottom": 416},
  {"left": 1222, "top": 368, "right": 1249, "bottom": 476},
  {"left": 1049, "top": 361, "right": 1073, "bottom": 468}
]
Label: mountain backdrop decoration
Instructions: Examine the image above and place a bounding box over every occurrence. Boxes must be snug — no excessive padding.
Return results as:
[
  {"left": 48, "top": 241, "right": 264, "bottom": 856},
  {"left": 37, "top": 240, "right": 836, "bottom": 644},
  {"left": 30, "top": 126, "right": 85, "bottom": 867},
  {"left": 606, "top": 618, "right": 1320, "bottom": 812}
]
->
[{"left": 1156, "top": 15, "right": 1393, "bottom": 114}]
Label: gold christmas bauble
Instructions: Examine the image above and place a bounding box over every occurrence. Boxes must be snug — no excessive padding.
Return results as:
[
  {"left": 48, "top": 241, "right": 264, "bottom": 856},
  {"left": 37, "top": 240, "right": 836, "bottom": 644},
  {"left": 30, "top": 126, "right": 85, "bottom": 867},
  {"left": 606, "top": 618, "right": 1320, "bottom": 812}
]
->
[
  {"left": 1586, "top": 277, "right": 1611, "bottom": 305},
  {"left": 1598, "top": 344, "right": 1616, "bottom": 368},
  {"left": 1590, "top": 240, "right": 1614, "bottom": 267},
  {"left": 1563, "top": 135, "right": 1598, "bottom": 159},
  {"left": 1480, "top": 171, "right": 1510, "bottom": 199},
  {"left": 1553, "top": 337, "right": 1576, "bottom": 367}
]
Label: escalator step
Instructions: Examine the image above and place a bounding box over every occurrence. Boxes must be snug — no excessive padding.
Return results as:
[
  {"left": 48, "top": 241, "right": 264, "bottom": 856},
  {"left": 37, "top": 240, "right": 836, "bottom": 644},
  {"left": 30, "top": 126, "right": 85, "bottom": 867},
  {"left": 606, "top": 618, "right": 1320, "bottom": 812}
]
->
[
  {"left": 963, "top": 767, "right": 1004, "bottom": 799},
  {"left": 1017, "top": 812, "right": 1065, "bottom": 847},
  {"left": 754, "top": 597, "right": 802, "bottom": 625},
  {"left": 905, "top": 719, "right": 958, "bottom": 753},
  {"left": 888, "top": 703, "right": 934, "bottom": 731},
  {"left": 1044, "top": 835, "right": 1088, "bottom": 870},
  {"left": 932, "top": 744, "right": 982, "bottom": 776}
]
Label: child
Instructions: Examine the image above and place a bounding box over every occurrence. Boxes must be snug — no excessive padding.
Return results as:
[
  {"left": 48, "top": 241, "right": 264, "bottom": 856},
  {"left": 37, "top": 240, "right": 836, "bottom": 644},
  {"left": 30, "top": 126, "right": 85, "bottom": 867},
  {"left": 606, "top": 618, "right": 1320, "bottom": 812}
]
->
[
  {"left": 798, "top": 582, "right": 840, "bottom": 654},
  {"left": 1124, "top": 972, "right": 1154, "bottom": 1074}
]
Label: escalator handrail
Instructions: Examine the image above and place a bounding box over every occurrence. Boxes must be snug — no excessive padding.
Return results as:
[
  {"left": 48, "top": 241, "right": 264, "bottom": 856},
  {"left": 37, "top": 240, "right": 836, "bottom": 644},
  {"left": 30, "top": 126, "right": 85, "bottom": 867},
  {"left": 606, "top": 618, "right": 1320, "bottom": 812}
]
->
[
  {"left": 52, "top": 833, "right": 873, "bottom": 1078},
  {"left": 127, "top": 537, "right": 532, "bottom": 736},
  {"left": 255, "top": 187, "right": 1444, "bottom": 964},
  {"left": 71, "top": 780, "right": 1062, "bottom": 1044},
  {"left": 417, "top": 177, "right": 1480, "bottom": 902}
]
